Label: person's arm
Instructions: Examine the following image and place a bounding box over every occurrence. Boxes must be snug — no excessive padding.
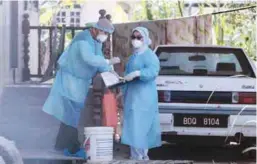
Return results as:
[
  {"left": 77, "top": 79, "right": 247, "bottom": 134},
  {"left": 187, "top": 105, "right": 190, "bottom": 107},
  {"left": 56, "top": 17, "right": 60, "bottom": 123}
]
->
[
  {"left": 139, "top": 53, "right": 160, "bottom": 82},
  {"left": 77, "top": 40, "right": 110, "bottom": 72},
  {"left": 98, "top": 62, "right": 113, "bottom": 73}
]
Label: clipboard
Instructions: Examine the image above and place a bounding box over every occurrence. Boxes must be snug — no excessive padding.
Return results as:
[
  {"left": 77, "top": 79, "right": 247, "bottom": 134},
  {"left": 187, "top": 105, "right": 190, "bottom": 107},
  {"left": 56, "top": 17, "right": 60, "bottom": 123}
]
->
[
  {"left": 101, "top": 71, "right": 139, "bottom": 89},
  {"left": 100, "top": 72, "right": 126, "bottom": 88}
]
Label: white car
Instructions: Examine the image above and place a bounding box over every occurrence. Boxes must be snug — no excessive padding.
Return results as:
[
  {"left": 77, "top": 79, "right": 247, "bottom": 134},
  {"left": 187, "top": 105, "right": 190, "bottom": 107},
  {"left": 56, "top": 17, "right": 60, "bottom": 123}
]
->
[{"left": 155, "top": 45, "right": 256, "bottom": 147}]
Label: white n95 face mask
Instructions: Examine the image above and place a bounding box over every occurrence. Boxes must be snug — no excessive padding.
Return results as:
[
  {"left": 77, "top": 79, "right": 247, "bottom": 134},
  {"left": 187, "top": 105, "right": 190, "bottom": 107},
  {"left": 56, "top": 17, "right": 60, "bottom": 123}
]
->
[
  {"left": 132, "top": 39, "right": 143, "bottom": 48},
  {"left": 97, "top": 34, "right": 108, "bottom": 43}
]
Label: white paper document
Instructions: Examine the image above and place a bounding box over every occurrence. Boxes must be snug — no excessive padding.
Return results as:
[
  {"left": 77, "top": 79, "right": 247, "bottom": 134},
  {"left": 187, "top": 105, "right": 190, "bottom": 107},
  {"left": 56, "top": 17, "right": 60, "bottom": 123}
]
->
[{"left": 101, "top": 72, "right": 124, "bottom": 88}]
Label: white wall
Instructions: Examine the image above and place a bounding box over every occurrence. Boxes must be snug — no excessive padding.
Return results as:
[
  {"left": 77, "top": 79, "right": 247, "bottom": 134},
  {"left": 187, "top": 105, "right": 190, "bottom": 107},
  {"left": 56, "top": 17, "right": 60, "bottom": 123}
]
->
[
  {"left": 2, "top": 1, "right": 37, "bottom": 84},
  {"left": 0, "top": 1, "right": 30, "bottom": 97},
  {"left": 0, "top": 1, "right": 11, "bottom": 96}
]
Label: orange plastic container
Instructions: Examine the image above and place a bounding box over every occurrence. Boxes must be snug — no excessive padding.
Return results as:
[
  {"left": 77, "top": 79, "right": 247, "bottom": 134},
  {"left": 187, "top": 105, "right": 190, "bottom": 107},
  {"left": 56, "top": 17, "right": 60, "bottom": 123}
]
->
[{"left": 102, "top": 89, "right": 118, "bottom": 129}]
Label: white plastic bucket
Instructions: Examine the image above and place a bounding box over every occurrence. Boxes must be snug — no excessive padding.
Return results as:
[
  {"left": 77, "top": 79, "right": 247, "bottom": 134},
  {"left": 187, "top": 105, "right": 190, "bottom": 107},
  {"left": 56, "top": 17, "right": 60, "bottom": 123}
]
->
[{"left": 83, "top": 127, "right": 114, "bottom": 162}]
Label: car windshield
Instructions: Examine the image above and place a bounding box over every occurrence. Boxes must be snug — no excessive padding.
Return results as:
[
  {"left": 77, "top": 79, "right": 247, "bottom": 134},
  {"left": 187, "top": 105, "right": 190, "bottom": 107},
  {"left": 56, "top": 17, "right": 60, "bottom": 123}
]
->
[{"left": 156, "top": 47, "right": 255, "bottom": 77}]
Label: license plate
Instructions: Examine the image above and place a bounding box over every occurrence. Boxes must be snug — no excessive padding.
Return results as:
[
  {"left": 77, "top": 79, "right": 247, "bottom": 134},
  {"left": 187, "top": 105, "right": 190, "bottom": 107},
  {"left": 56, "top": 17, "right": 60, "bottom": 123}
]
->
[{"left": 173, "top": 114, "right": 228, "bottom": 128}]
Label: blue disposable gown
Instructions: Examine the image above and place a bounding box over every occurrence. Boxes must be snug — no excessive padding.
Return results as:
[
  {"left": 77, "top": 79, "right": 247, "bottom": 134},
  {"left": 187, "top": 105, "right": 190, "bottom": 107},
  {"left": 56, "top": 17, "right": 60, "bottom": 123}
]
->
[
  {"left": 121, "top": 48, "right": 162, "bottom": 149},
  {"left": 43, "top": 30, "right": 110, "bottom": 128}
]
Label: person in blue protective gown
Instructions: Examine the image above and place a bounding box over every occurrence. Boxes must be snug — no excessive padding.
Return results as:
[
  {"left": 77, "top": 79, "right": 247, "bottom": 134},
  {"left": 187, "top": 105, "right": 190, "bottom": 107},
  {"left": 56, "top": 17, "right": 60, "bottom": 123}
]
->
[
  {"left": 120, "top": 27, "right": 162, "bottom": 160},
  {"left": 42, "top": 18, "right": 120, "bottom": 157}
]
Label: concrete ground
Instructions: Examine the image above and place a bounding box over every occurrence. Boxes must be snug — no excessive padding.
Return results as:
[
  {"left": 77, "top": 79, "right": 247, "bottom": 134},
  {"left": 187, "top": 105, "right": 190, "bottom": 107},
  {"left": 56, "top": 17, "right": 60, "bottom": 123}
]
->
[{"left": 0, "top": 84, "right": 193, "bottom": 164}]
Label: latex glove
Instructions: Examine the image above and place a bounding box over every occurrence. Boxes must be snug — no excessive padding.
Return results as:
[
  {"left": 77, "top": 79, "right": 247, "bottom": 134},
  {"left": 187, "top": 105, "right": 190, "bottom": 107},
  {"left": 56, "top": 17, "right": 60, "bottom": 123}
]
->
[
  {"left": 124, "top": 71, "right": 140, "bottom": 82},
  {"left": 108, "top": 57, "right": 120, "bottom": 65}
]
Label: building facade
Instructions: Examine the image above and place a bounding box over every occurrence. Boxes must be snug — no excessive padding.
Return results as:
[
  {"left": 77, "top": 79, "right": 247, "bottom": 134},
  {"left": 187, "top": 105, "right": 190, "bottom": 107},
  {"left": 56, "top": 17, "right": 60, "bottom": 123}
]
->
[{"left": 56, "top": 3, "right": 82, "bottom": 27}]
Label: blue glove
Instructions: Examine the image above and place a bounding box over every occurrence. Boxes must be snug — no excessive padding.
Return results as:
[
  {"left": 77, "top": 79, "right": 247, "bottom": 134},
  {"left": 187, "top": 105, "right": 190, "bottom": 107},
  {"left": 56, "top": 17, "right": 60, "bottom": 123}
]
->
[{"left": 64, "top": 148, "right": 86, "bottom": 159}]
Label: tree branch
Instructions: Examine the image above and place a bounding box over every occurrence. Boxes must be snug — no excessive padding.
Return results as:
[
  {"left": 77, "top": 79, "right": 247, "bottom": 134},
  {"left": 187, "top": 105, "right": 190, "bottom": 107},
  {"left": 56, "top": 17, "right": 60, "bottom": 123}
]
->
[{"left": 177, "top": 0, "right": 183, "bottom": 17}]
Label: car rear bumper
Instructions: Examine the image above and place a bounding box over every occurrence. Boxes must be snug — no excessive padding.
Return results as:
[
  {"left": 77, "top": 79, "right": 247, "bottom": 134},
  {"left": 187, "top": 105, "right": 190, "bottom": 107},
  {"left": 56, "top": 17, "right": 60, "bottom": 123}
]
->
[
  {"left": 160, "top": 113, "right": 256, "bottom": 137},
  {"left": 161, "top": 134, "right": 256, "bottom": 146}
]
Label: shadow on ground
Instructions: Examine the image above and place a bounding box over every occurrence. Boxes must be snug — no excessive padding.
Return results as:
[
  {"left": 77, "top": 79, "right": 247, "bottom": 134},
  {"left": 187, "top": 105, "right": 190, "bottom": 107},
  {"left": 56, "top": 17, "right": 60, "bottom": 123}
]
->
[{"left": 149, "top": 144, "right": 256, "bottom": 162}]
